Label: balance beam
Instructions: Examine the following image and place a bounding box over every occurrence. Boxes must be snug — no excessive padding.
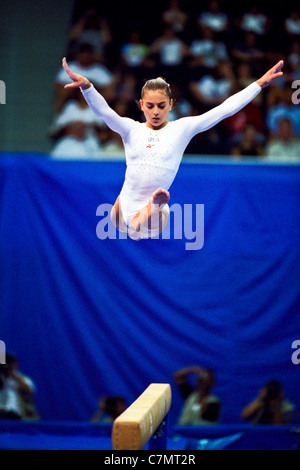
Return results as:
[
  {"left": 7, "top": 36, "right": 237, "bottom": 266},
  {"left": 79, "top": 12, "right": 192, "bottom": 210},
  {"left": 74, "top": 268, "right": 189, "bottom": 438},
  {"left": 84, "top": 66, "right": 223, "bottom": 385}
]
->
[{"left": 112, "top": 383, "right": 172, "bottom": 450}]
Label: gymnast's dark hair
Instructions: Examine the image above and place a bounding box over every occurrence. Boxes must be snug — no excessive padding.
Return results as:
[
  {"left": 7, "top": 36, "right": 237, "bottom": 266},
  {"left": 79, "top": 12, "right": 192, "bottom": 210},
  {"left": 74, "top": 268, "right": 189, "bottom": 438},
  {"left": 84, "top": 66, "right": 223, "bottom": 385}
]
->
[{"left": 141, "top": 77, "right": 172, "bottom": 101}]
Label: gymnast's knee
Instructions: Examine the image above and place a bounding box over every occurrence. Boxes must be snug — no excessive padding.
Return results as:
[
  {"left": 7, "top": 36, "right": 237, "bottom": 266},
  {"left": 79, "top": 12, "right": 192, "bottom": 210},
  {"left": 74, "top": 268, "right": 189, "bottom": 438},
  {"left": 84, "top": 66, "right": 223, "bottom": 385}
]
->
[
  {"left": 110, "top": 202, "right": 128, "bottom": 233},
  {"left": 110, "top": 206, "right": 117, "bottom": 228}
]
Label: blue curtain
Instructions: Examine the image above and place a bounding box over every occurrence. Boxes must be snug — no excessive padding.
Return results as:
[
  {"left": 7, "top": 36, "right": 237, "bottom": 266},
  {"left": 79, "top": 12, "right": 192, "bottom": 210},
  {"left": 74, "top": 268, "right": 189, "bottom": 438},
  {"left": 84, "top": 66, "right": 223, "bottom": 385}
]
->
[{"left": 0, "top": 154, "right": 299, "bottom": 423}]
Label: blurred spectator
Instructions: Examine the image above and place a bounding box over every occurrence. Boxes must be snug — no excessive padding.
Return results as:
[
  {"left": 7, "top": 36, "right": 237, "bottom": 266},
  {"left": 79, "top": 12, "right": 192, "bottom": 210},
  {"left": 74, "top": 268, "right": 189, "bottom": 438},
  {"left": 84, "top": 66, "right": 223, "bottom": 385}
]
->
[
  {"left": 241, "top": 380, "right": 297, "bottom": 424},
  {"left": 236, "top": 6, "right": 270, "bottom": 36},
  {"left": 148, "top": 27, "right": 190, "bottom": 82},
  {"left": 284, "top": 10, "right": 300, "bottom": 38},
  {"left": 67, "top": 9, "right": 112, "bottom": 62},
  {"left": 167, "top": 82, "right": 193, "bottom": 121},
  {"left": 50, "top": 90, "right": 105, "bottom": 137},
  {"left": 0, "top": 353, "right": 39, "bottom": 420},
  {"left": 119, "top": 31, "right": 150, "bottom": 94},
  {"left": 230, "top": 124, "right": 265, "bottom": 158},
  {"left": 98, "top": 128, "right": 124, "bottom": 158},
  {"left": 189, "top": 61, "right": 235, "bottom": 111},
  {"left": 265, "top": 117, "right": 300, "bottom": 162},
  {"left": 197, "top": 0, "right": 229, "bottom": 37},
  {"left": 266, "top": 87, "right": 300, "bottom": 137},
  {"left": 222, "top": 63, "right": 265, "bottom": 142},
  {"left": 235, "top": 61, "right": 256, "bottom": 88},
  {"left": 232, "top": 31, "right": 266, "bottom": 75},
  {"left": 50, "top": 120, "right": 104, "bottom": 160},
  {"left": 91, "top": 395, "right": 126, "bottom": 423},
  {"left": 189, "top": 25, "right": 228, "bottom": 74},
  {"left": 287, "top": 41, "right": 300, "bottom": 77},
  {"left": 54, "top": 43, "right": 117, "bottom": 113},
  {"left": 161, "top": 0, "right": 189, "bottom": 35},
  {"left": 174, "top": 366, "right": 221, "bottom": 425},
  {"left": 188, "top": 61, "right": 236, "bottom": 154},
  {"left": 223, "top": 98, "right": 265, "bottom": 146},
  {"left": 120, "top": 31, "right": 149, "bottom": 69}
]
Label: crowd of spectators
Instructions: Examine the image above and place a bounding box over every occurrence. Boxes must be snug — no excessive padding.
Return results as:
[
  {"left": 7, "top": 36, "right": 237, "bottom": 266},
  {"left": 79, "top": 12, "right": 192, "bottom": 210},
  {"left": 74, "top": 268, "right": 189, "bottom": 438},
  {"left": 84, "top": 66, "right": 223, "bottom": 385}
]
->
[
  {"left": 1, "top": 354, "right": 297, "bottom": 426},
  {"left": 50, "top": 1, "right": 300, "bottom": 160},
  {"left": 173, "top": 366, "right": 297, "bottom": 426}
]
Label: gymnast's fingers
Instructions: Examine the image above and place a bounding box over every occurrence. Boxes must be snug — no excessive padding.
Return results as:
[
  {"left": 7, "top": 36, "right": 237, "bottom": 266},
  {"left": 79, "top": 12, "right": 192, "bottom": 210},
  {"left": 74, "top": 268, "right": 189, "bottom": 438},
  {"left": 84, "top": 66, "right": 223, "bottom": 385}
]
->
[
  {"left": 62, "top": 57, "right": 73, "bottom": 77},
  {"left": 273, "top": 59, "right": 284, "bottom": 74}
]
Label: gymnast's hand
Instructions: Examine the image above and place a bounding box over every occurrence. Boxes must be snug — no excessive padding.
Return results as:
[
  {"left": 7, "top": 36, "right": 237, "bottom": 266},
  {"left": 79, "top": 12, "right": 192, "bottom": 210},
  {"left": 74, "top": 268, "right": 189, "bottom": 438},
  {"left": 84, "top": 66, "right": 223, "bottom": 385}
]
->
[
  {"left": 256, "top": 60, "right": 284, "bottom": 89},
  {"left": 62, "top": 57, "right": 91, "bottom": 90}
]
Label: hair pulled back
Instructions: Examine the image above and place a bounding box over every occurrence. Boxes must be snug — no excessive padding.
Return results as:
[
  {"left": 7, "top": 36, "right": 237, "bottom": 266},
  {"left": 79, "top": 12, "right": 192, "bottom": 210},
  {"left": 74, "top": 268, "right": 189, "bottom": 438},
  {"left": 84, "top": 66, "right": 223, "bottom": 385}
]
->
[{"left": 141, "top": 77, "right": 172, "bottom": 101}]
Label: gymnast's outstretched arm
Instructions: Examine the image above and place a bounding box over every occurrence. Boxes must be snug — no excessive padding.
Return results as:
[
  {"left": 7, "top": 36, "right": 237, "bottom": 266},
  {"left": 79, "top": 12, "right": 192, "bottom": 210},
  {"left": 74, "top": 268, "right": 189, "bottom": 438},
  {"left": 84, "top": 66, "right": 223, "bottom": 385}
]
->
[
  {"left": 62, "top": 57, "right": 133, "bottom": 139},
  {"left": 182, "top": 60, "right": 284, "bottom": 138}
]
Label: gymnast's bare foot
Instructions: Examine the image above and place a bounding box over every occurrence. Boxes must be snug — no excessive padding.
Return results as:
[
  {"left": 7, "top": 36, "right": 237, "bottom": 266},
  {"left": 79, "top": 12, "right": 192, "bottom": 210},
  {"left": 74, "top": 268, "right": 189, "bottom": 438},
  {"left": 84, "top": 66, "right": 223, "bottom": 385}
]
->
[{"left": 150, "top": 188, "right": 170, "bottom": 208}]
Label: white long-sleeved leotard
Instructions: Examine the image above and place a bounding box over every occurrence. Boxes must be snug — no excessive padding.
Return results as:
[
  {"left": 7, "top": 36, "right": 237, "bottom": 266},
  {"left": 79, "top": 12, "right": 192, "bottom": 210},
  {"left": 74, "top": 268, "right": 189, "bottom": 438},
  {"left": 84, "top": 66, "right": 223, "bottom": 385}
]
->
[{"left": 81, "top": 82, "right": 261, "bottom": 226}]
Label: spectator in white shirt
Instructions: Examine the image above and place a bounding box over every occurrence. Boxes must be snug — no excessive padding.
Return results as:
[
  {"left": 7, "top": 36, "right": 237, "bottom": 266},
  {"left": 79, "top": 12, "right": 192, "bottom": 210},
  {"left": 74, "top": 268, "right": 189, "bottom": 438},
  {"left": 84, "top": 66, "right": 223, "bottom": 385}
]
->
[
  {"left": 265, "top": 117, "right": 300, "bottom": 162},
  {"left": 284, "top": 10, "right": 300, "bottom": 37},
  {"left": 198, "top": 0, "right": 229, "bottom": 35},
  {"left": 0, "top": 353, "right": 39, "bottom": 420},
  {"left": 238, "top": 6, "right": 270, "bottom": 35},
  {"left": 54, "top": 43, "right": 117, "bottom": 113}
]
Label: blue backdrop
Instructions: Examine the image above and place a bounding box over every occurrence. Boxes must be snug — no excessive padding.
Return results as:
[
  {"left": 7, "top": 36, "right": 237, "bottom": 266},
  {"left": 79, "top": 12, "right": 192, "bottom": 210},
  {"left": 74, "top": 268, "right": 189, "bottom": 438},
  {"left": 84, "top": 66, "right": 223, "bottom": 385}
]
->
[{"left": 0, "top": 154, "right": 299, "bottom": 424}]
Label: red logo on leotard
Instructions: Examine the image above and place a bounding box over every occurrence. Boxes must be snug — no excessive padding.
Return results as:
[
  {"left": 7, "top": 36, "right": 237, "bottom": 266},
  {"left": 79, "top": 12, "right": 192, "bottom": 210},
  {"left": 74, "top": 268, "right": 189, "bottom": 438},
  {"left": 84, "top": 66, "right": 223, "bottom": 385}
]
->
[{"left": 147, "top": 144, "right": 155, "bottom": 148}]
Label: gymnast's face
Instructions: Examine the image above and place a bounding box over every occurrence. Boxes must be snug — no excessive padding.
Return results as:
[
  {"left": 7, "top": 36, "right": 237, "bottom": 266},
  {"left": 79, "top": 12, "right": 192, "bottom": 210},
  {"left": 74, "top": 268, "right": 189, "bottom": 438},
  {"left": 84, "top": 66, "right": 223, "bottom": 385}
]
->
[{"left": 140, "top": 90, "right": 173, "bottom": 130}]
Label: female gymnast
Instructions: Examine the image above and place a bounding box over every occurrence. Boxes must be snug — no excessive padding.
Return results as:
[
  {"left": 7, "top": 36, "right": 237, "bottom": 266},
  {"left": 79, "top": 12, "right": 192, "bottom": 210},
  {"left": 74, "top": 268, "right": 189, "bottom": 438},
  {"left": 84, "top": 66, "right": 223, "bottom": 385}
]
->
[{"left": 62, "top": 57, "right": 284, "bottom": 240}]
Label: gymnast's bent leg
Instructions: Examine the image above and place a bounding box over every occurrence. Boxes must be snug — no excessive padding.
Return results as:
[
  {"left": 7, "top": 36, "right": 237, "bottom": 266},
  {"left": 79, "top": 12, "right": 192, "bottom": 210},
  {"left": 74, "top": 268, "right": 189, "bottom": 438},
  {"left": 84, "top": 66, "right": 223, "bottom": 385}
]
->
[
  {"left": 130, "top": 188, "right": 170, "bottom": 239},
  {"left": 110, "top": 195, "right": 142, "bottom": 240}
]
